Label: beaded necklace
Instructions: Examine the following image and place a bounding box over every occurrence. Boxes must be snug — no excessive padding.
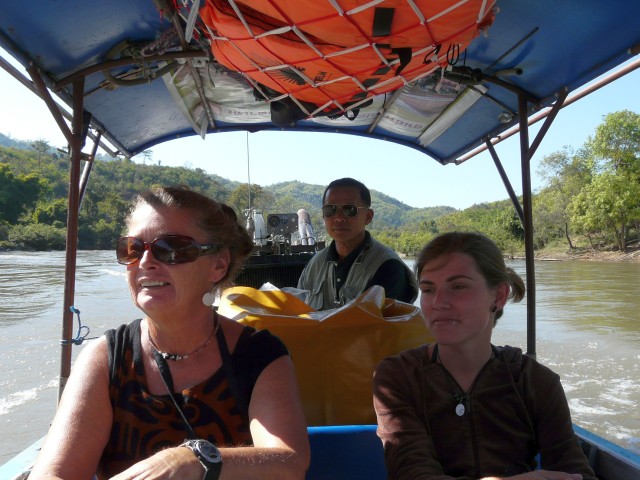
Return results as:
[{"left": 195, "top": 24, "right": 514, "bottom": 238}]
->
[{"left": 148, "top": 316, "right": 217, "bottom": 361}]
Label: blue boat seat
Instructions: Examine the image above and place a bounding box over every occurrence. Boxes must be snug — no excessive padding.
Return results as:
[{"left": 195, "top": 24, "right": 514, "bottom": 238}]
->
[{"left": 306, "top": 425, "right": 386, "bottom": 480}]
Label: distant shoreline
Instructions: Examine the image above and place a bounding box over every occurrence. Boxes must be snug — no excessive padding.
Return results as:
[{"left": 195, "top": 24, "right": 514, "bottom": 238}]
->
[
  {"left": 3, "top": 246, "right": 640, "bottom": 263},
  {"left": 530, "top": 246, "right": 640, "bottom": 263},
  {"left": 395, "top": 247, "right": 640, "bottom": 264}
]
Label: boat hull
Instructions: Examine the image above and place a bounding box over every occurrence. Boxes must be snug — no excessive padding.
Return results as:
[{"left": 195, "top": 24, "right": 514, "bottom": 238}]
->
[{"left": 3, "top": 425, "right": 638, "bottom": 480}]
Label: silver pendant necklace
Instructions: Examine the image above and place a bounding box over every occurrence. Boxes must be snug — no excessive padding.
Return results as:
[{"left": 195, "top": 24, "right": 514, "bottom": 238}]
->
[
  {"left": 454, "top": 393, "right": 469, "bottom": 416},
  {"left": 432, "top": 343, "right": 495, "bottom": 417}
]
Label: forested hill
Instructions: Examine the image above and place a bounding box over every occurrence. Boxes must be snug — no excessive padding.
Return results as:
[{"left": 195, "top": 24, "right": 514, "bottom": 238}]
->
[
  {"left": 2, "top": 108, "right": 638, "bottom": 256},
  {"left": 0, "top": 133, "right": 31, "bottom": 151},
  {"left": 0, "top": 136, "right": 456, "bottom": 252}
]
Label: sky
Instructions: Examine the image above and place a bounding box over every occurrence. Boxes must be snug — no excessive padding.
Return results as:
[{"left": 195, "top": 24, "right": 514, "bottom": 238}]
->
[{"left": 1, "top": 50, "right": 639, "bottom": 210}]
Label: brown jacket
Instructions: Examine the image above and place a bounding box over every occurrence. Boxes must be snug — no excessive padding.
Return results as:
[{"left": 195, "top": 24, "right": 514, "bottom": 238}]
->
[{"left": 373, "top": 345, "right": 597, "bottom": 480}]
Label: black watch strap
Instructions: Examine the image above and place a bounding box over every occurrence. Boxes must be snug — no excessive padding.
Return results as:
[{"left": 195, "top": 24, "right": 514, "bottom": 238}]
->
[{"left": 181, "top": 439, "right": 222, "bottom": 480}]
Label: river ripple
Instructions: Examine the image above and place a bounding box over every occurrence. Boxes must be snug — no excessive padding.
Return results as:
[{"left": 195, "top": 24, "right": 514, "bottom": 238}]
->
[{"left": 0, "top": 252, "right": 638, "bottom": 465}]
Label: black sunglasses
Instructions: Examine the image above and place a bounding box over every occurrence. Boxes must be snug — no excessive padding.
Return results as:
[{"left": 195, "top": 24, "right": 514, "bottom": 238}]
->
[
  {"left": 116, "top": 235, "right": 219, "bottom": 265},
  {"left": 322, "top": 204, "right": 368, "bottom": 218}
]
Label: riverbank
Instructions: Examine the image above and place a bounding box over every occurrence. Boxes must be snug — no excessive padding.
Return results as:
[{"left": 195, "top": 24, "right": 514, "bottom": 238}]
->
[{"left": 530, "top": 242, "right": 640, "bottom": 263}]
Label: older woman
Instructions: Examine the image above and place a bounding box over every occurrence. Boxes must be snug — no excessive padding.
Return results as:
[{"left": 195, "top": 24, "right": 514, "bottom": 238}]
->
[
  {"left": 373, "top": 232, "right": 596, "bottom": 480},
  {"left": 30, "top": 186, "right": 310, "bottom": 480}
]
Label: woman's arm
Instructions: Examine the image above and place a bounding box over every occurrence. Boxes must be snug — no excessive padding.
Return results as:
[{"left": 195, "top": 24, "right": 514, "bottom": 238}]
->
[
  {"left": 528, "top": 364, "right": 597, "bottom": 480},
  {"left": 28, "top": 338, "right": 113, "bottom": 480},
  {"left": 373, "top": 355, "right": 451, "bottom": 479},
  {"left": 218, "top": 354, "right": 310, "bottom": 479}
]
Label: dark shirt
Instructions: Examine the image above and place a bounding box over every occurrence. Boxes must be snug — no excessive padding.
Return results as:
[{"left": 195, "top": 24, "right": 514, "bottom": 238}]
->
[
  {"left": 374, "top": 345, "right": 597, "bottom": 479},
  {"left": 328, "top": 232, "right": 415, "bottom": 303},
  {"left": 99, "top": 319, "right": 288, "bottom": 478}
]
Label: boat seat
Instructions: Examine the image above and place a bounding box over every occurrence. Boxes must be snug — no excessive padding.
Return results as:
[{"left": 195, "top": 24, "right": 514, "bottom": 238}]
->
[
  {"left": 220, "top": 285, "right": 432, "bottom": 426},
  {"left": 306, "top": 425, "right": 386, "bottom": 480}
]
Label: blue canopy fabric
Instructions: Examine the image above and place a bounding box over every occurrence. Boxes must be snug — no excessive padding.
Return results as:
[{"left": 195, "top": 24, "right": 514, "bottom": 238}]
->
[{"left": 0, "top": 0, "right": 638, "bottom": 162}]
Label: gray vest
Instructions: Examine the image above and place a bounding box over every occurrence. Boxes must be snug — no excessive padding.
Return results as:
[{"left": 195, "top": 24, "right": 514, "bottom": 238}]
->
[{"left": 298, "top": 236, "right": 416, "bottom": 310}]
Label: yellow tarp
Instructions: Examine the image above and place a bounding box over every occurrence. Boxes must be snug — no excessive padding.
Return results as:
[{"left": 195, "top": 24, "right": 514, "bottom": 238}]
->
[{"left": 218, "top": 285, "right": 433, "bottom": 426}]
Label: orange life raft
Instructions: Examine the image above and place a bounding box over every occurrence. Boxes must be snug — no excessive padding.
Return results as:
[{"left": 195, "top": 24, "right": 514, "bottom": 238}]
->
[{"left": 199, "top": 0, "right": 496, "bottom": 121}]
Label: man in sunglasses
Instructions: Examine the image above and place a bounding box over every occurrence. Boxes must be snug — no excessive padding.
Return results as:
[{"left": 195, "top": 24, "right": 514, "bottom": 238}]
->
[{"left": 298, "top": 177, "right": 418, "bottom": 310}]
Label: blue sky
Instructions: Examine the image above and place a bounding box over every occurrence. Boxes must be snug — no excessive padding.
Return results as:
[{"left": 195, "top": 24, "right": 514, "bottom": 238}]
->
[{"left": 1, "top": 52, "right": 638, "bottom": 210}]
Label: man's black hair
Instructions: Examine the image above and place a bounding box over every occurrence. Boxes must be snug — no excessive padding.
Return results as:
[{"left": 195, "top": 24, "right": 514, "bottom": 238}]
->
[{"left": 322, "top": 177, "right": 371, "bottom": 206}]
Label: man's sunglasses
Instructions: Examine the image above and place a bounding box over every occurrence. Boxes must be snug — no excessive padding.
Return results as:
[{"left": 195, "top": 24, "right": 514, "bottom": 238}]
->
[
  {"left": 321, "top": 204, "right": 368, "bottom": 218},
  {"left": 116, "top": 235, "right": 220, "bottom": 265}
]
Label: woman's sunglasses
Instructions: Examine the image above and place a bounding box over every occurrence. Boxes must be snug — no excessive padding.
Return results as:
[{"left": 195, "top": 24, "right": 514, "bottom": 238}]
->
[
  {"left": 321, "top": 204, "right": 368, "bottom": 218},
  {"left": 116, "top": 235, "right": 220, "bottom": 265}
]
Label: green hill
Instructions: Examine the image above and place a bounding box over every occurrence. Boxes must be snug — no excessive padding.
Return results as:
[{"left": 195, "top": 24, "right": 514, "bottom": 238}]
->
[
  {"left": 0, "top": 138, "right": 459, "bottom": 252},
  {"left": 3, "top": 109, "right": 637, "bottom": 255}
]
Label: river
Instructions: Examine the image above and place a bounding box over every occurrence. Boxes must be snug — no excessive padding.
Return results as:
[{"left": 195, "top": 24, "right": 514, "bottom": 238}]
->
[{"left": 0, "top": 251, "right": 638, "bottom": 465}]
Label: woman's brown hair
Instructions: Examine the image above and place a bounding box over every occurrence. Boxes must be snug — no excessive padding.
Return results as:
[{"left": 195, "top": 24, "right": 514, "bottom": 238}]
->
[
  {"left": 415, "top": 232, "right": 525, "bottom": 323},
  {"left": 127, "top": 186, "right": 253, "bottom": 290}
]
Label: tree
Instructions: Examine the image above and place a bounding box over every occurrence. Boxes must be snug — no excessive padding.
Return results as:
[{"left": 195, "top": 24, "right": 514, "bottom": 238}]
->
[
  {"left": 140, "top": 149, "right": 153, "bottom": 165},
  {"left": 587, "top": 110, "right": 640, "bottom": 174},
  {"left": 536, "top": 147, "right": 595, "bottom": 249},
  {"left": 32, "top": 139, "right": 51, "bottom": 166},
  {"left": 32, "top": 197, "right": 68, "bottom": 226},
  {"left": 270, "top": 193, "right": 300, "bottom": 214},
  {"left": 0, "top": 163, "right": 23, "bottom": 223},
  {"left": 569, "top": 170, "right": 640, "bottom": 251},
  {"left": 7, "top": 223, "right": 66, "bottom": 250},
  {"left": 576, "top": 110, "right": 640, "bottom": 250},
  {"left": 0, "top": 164, "right": 49, "bottom": 223},
  {"left": 227, "top": 184, "right": 275, "bottom": 217},
  {"left": 533, "top": 188, "right": 570, "bottom": 249}
]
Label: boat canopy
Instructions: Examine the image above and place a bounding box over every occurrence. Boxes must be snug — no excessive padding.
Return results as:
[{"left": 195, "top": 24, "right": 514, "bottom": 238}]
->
[{"left": 1, "top": 0, "right": 638, "bottom": 163}]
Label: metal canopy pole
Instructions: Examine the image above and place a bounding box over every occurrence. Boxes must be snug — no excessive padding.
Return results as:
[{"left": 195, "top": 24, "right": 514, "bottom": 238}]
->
[
  {"left": 457, "top": 58, "right": 640, "bottom": 164},
  {"left": 528, "top": 89, "right": 568, "bottom": 161},
  {"left": 79, "top": 131, "right": 101, "bottom": 211},
  {"left": 26, "top": 65, "right": 79, "bottom": 398},
  {"left": 26, "top": 66, "right": 73, "bottom": 145},
  {"left": 484, "top": 139, "right": 524, "bottom": 225},
  {"left": 1, "top": 57, "right": 118, "bottom": 157},
  {"left": 486, "top": 87, "right": 570, "bottom": 359},
  {"left": 53, "top": 78, "right": 85, "bottom": 400},
  {"left": 28, "top": 71, "right": 85, "bottom": 399},
  {"left": 483, "top": 100, "right": 535, "bottom": 357},
  {"left": 517, "top": 93, "right": 536, "bottom": 358},
  {"left": 521, "top": 90, "right": 567, "bottom": 358}
]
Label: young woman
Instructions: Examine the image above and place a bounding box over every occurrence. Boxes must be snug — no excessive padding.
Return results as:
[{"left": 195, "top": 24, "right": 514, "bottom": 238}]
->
[
  {"left": 30, "top": 186, "right": 310, "bottom": 480},
  {"left": 373, "top": 232, "right": 596, "bottom": 480}
]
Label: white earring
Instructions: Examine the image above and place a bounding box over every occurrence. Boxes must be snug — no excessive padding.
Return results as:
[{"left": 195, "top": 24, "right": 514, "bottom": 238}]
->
[{"left": 202, "top": 285, "right": 217, "bottom": 307}]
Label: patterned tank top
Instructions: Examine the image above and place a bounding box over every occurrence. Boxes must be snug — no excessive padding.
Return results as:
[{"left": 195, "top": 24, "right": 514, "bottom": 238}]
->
[{"left": 98, "top": 318, "right": 288, "bottom": 478}]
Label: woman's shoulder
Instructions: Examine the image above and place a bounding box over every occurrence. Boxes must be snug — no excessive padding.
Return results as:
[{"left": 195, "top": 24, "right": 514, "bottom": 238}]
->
[
  {"left": 376, "top": 344, "right": 431, "bottom": 372},
  {"left": 494, "top": 344, "right": 523, "bottom": 360},
  {"left": 219, "top": 315, "right": 289, "bottom": 357},
  {"left": 240, "top": 325, "right": 289, "bottom": 355},
  {"left": 496, "top": 344, "right": 561, "bottom": 383},
  {"left": 103, "top": 319, "right": 142, "bottom": 357},
  {"left": 373, "top": 345, "right": 431, "bottom": 393},
  {"left": 105, "top": 318, "right": 142, "bottom": 342}
]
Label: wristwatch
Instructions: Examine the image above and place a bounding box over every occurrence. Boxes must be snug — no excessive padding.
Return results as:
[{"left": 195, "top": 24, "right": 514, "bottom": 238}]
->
[{"left": 181, "top": 439, "right": 222, "bottom": 480}]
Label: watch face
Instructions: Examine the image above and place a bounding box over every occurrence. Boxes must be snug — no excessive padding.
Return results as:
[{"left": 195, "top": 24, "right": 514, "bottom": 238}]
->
[{"left": 196, "top": 440, "right": 222, "bottom": 463}]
